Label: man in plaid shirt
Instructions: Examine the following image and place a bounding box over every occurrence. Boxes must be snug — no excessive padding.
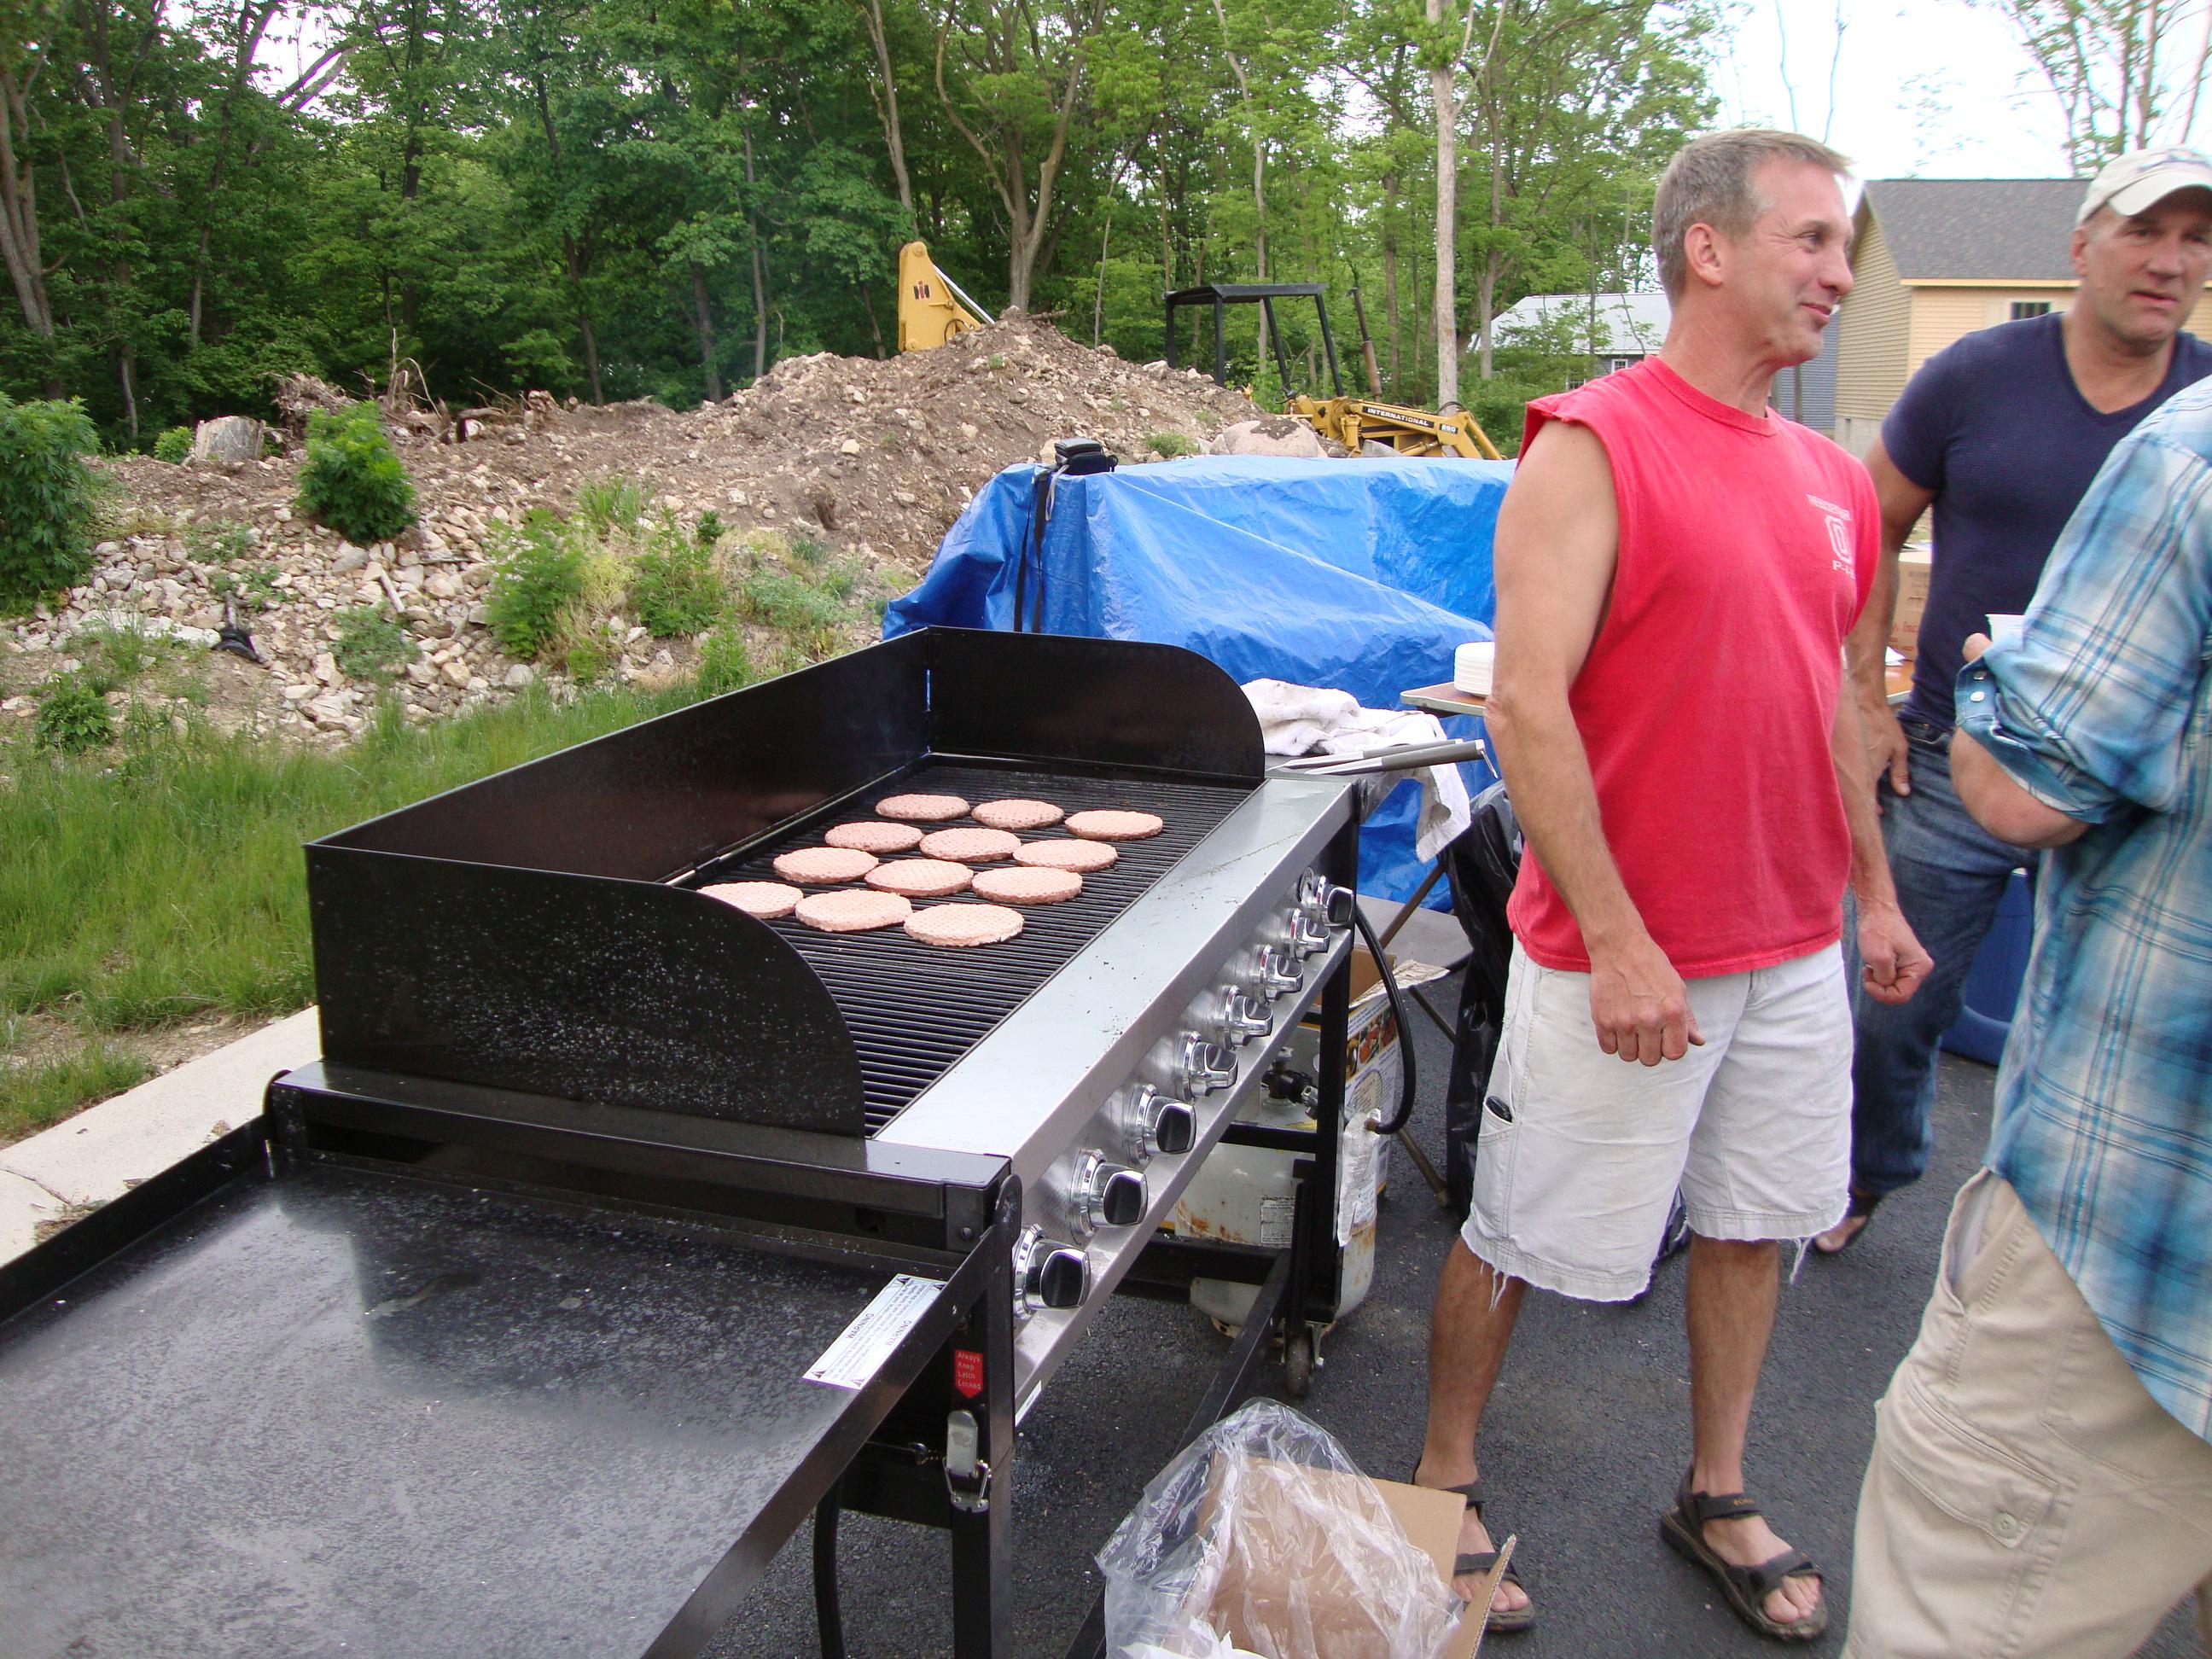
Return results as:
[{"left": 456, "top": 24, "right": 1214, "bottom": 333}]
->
[{"left": 1844, "top": 378, "right": 2212, "bottom": 1655}]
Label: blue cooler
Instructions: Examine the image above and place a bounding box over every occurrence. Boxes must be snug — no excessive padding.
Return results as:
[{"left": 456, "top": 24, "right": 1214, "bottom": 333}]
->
[{"left": 1940, "top": 869, "right": 2033, "bottom": 1065}]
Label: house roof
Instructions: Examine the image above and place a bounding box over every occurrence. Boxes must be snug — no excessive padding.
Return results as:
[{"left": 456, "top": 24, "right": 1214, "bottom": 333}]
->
[
  {"left": 1493, "top": 291, "right": 1672, "bottom": 350},
  {"left": 1859, "top": 178, "right": 2087, "bottom": 282}
]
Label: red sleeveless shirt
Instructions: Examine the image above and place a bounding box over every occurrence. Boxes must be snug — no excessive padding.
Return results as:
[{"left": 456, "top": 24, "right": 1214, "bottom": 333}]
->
[{"left": 1505, "top": 358, "right": 1878, "bottom": 977}]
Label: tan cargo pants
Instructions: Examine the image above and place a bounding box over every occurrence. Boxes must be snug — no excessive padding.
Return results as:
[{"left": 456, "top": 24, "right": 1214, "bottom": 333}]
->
[{"left": 1843, "top": 1170, "right": 2212, "bottom": 1657}]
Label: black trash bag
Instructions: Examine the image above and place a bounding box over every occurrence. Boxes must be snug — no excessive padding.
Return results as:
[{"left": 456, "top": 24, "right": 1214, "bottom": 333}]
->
[{"left": 1441, "top": 781, "right": 1521, "bottom": 1222}]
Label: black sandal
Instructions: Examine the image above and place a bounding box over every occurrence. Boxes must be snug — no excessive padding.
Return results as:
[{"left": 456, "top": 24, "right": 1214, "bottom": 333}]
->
[
  {"left": 1429, "top": 1477, "right": 1534, "bottom": 1634},
  {"left": 1811, "top": 1185, "right": 1883, "bottom": 1256},
  {"left": 1659, "top": 1467, "right": 1825, "bottom": 1642}
]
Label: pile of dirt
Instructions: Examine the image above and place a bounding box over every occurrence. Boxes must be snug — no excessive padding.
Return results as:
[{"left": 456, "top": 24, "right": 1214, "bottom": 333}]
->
[{"left": 0, "top": 317, "right": 1260, "bottom": 744}]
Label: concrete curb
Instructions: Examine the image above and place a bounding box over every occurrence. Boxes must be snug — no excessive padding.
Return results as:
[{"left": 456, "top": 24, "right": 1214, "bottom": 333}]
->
[{"left": 0, "top": 1007, "right": 321, "bottom": 1265}]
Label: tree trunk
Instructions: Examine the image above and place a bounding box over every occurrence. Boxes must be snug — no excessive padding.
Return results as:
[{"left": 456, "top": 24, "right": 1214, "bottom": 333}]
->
[
  {"left": 189, "top": 0, "right": 282, "bottom": 346},
  {"left": 0, "top": 68, "right": 54, "bottom": 342},
  {"left": 1429, "top": 0, "right": 1458, "bottom": 407},
  {"left": 1093, "top": 197, "right": 1112, "bottom": 345},
  {"left": 1212, "top": 0, "right": 1266, "bottom": 279},
  {"left": 691, "top": 265, "right": 723, "bottom": 401},
  {"left": 743, "top": 128, "right": 771, "bottom": 379},
  {"left": 859, "top": 0, "right": 914, "bottom": 214},
  {"left": 1382, "top": 171, "right": 1401, "bottom": 391},
  {"left": 563, "top": 235, "right": 602, "bottom": 404}
]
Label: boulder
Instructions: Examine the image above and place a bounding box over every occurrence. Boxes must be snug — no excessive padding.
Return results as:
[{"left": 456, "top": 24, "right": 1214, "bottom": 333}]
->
[
  {"left": 189, "top": 416, "right": 265, "bottom": 464},
  {"left": 1209, "top": 416, "right": 1325, "bottom": 459}
]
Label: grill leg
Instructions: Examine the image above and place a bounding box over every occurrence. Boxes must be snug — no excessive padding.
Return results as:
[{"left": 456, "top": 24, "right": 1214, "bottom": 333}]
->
[
  {"left": 950, "top": 1201, "right": 1016, "bottom": 1657},
  {"left": 812, "top": 1485, "right": 846, "bottom": 1658}
]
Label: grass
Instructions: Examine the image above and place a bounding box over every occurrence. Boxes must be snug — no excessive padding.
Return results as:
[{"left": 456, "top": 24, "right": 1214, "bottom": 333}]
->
[
  {"left": 0, "top": 674, "right": 738, "bottom": 1139},
  {"left": 1, "top": 1041, "right": 154, "bottom": 1144},
  {"left": 0, "top": 507, "right": 898, "bottom": 1139}
]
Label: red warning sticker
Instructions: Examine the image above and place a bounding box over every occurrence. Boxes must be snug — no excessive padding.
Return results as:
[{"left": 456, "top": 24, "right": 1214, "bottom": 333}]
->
[{"left": 953, "top": 1349, "right": 985, "bottom": 1398}]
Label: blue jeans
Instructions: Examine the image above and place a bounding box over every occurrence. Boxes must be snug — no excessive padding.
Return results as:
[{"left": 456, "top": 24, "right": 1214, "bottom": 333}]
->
[{"left": 1847, "top": 715, "right": 2029, "bottom": 1197}]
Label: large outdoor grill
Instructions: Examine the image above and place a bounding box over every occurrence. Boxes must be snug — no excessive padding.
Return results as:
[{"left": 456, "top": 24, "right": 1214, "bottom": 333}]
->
[{"left": 0, "top": 626, "right": 1368, "bottom": 1656}]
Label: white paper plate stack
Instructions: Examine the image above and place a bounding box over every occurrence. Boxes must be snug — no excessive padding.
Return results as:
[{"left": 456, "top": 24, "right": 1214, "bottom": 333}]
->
[{"left": 1453, "top": 641, "right": 1495, "bottom": 696}]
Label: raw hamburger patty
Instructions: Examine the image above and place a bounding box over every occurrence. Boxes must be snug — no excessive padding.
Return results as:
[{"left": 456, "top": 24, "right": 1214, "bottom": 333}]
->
[
  {"left": 1065, "top": 808, "right": 1164, "bottom": 842},
  {"left": 772, "top": 846, "right": 879, "bottom": 884},
  {"left": 865, "top": 859, "right": 973, "bottom": 898},
  {"left": 795, "top": 890, "right": 912, "bottom": 933},
  {"left": 971, "top": 798, "right": 1064, "bottom": 831},
  {"left": 905, "top": 902, "right": 1025, "bottom": 947},
  {"left": 917, "top": 827, "right": 1022, "bottom": 863},
  {"left": 1010, "top": 838, "right": 1119, "bottom": 873},
  {"left": 971, "top": 866, "right": 1082, "bottom": 905},
  {"left": 700, "top": 881, "right": 803, "bottom": 919},
  {"left": 824, "top": 820, "right": 924, "bottom": 853},
  {"left": 875, "top": 793, "right": 971, "bottom": 822}
]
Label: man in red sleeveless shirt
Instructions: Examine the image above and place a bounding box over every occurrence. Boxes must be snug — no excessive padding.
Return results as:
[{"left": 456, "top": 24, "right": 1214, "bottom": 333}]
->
[{"left": 1413, "top": 130, "right": 1931, "bottom": 1641}]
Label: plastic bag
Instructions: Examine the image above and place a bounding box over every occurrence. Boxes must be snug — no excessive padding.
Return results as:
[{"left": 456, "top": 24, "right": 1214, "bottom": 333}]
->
[{"left": 1096, "top": 1399, "right": 1462, "bottom": 1659}]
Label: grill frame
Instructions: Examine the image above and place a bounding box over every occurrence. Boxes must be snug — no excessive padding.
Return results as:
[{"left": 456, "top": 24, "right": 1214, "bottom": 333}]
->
[{"left": 303, "top": 629, "right": 1265, "bottom": 1135}]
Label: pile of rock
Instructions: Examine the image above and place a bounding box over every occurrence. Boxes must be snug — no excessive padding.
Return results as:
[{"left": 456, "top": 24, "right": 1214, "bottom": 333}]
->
[{"left": 3, "top": 316, "right": 1266, "bottom": 745}]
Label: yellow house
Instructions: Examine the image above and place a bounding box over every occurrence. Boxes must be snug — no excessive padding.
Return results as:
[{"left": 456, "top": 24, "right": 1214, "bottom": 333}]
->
[{"left": 1832, "top": 178, "right": 2212, "bottom": 456}]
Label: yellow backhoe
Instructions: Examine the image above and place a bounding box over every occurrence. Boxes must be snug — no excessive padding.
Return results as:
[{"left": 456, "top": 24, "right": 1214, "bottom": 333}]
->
[
  {"left": 897, "top": 245, "right": 1500, "bottom": 461},
  {"left": 895, "top": 242, "right": 992, "bottom": 352},
  {"left": 1164, "top": 281, "right": 1502, "bottom": 460}
]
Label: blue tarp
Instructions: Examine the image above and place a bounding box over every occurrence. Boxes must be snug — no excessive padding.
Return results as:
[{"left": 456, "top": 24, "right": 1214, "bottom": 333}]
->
[{"left": 884, "top": 455, "right": 1513, "bottom": 904}]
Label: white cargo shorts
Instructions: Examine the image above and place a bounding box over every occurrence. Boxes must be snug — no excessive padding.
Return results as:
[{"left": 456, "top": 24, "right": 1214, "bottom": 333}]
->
[{"left": 1460, "top": 940, "right": 1852, "bottom": 1301}]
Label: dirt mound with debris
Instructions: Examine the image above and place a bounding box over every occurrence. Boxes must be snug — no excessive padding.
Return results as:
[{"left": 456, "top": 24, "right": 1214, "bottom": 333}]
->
[{"left": 1, "top": 317, "right": 1260, "bottom": 746}]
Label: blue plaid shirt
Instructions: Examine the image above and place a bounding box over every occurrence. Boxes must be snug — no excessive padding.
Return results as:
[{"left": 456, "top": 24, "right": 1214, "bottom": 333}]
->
[{"left": 1957, "top": 376, "right": 2212, "bottom": 1443}]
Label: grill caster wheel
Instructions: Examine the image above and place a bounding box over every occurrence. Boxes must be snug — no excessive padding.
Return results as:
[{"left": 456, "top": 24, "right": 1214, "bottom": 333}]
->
[{"left": 1283, "top": 1326, "right": 1318, "bottom": 1398}]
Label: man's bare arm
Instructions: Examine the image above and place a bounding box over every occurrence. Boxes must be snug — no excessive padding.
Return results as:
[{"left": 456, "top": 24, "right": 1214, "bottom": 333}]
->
[
  {"left": 1951, "top": 731, "right": 2087, "bottom": 847},
  {"left": 1486, "top": 421, "right": 1701, "bottom": 1065},
  {"left": 1831, "top": 681, "right": 1932, "bottom": 1003},
  {"left": 1842, "top": 441, "right": 1936, "bottom": 797}
]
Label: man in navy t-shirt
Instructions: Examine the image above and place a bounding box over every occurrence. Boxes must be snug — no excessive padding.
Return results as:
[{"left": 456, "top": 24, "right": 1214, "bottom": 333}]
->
[{"left": 1815, "top": 146, "right": 2212, "bottom": 1254}]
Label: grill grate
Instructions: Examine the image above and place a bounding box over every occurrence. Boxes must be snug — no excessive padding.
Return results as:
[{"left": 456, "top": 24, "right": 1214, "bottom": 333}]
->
[{"left": 692, "top": 762, "right": 1250, "bottom": 1132}]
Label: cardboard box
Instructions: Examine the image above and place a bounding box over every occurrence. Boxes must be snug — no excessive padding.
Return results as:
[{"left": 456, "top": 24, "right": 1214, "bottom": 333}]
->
[
  {"left": 1177, "top": 1455, "right": 1504, "bottom": 1659},
  {"left": 1892, "top": 544, "right": 1932, "bottom": 656}
]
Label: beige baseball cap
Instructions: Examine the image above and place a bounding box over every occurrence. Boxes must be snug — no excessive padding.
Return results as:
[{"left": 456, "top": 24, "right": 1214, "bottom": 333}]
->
[{"left": 2077, "top": 146, "right": 2212, "bottom": 224}]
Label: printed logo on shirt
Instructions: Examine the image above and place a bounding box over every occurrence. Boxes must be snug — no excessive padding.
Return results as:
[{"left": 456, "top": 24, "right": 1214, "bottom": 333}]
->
[{"left": 1807, "top": 493, "right": 1854, "bottom": 574}]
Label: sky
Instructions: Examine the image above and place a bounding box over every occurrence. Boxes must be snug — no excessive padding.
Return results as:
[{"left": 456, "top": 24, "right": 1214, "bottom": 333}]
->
[{"left": 1717, "top": 0, "right": 2155, "bottom": 181}]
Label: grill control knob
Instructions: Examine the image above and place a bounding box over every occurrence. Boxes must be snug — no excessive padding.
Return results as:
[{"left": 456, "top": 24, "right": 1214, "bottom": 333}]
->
[
  {"left": 1289, "top": 911, "right": 1330, "bottom": 957},
  {"left": 1077, "top": 1150, "right": 1148, "bottom": 1230},
  {"left": 1176, "top": 1033, "right": 1238, "bottom": 1096},
  {"left": 1224, "top": 992, "right": 1272, "bottom": 1044},
  {"left": 1013, "top": 1226, "right": 1090, "bottom": 1317},
  {"left": 1256, "top": 946, "right": 1305, "bottom": 999},
  {"left": 1115, "top": 1086, "right": 1198, "bottom": 1161}
]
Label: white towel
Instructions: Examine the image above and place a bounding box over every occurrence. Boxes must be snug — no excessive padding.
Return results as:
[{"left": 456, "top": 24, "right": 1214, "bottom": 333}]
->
[{"left": 1243, "top": 678, "right": 1475, "bottom": 861}]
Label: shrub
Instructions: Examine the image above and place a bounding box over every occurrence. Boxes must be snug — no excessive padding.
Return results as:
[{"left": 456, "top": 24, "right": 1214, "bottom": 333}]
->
[
  {"left": 694, "top": 509, "right": 725, "bottom": 548},
  {"left": 787, "top": 531, "right": 831, "bottom": 570},
  {"left": 1147, "top": 431, "right": 1196, "bottom": 459},
  {"left": 562, "top": 634, "right": 613, "bottom": 683},
  {"left": 0, "top": 395, "right": 102, "bottom": 610},
  {"left": 693, "top": 627, "right": 752, "bottom": 696},
  {"left": 33, "top": 672, "right": 114, "bottom": 755},
  {"left": 735, "top": 569, "right": 842, "bottom": 636},
  {"left": 153, "top": 426, "right": 193, "bottom": 463},
  {"left": 333, "top": 605, "right": 421, "bottom": 683},
  {"left": 83, "top": 618, "right": 161, "bottom": 684},
  {"left": 294, "top": 403, "right": 416, "bottom": 544},
  {"left": 573, "top": 474, "right": 643, "bottom": 536},
  {"left": 484, "top": 512, "right": 585, "bottom": 661},
  {"left": 630, "top": 524, "right": 725, "bottom": 637}
]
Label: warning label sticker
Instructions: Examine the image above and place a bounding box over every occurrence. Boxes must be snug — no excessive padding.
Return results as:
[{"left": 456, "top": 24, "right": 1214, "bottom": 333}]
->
[{"left": 805, "top": 1274, "right": 944, "bottom": 1390}]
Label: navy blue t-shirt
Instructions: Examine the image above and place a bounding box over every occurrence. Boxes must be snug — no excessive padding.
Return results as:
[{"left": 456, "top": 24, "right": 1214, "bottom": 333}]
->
[{"left": 1884, "top": 312, "right": 2212, "bottom": 729}]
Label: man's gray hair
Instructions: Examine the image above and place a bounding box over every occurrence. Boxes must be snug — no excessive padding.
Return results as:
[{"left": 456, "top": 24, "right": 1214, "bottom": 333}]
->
[{"left": 1653, "top": 129, "right": 1852, "bottom": 300}]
